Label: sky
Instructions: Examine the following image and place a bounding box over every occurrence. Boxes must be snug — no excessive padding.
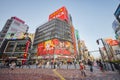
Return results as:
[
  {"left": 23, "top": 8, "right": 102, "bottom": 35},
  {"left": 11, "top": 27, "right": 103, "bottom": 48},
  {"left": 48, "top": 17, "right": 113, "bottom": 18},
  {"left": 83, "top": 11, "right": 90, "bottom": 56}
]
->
[{"left": 0, "top": 0, "right": 120, "bottom": 58}]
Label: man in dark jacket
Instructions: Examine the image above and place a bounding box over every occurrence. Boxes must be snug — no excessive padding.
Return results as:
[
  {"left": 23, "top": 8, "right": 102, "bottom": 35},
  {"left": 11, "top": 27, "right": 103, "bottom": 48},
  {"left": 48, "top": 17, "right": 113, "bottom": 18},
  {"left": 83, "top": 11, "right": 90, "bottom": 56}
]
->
[{"left": 88, "top": 59, "right": 93, "bottom": 72}]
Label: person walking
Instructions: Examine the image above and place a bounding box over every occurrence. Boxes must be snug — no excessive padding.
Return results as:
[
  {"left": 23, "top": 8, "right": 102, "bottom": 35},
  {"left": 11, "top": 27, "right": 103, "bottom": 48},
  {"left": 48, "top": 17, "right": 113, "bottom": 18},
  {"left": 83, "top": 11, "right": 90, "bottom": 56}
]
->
[
  {"left": 38, "top": 61, "right": 42, "bottom": 68},
  {"left": 98, "top": 60, "right": 104, "bottom": 72},
  {"left": 46, "top": 61, "right": 50, "bottom": 68},
  {"left": 88, "top": 59, "right": 93, "bottom": 72},
  {"left": 79, "top": 60, "right": 86, "bottom": 77},
  {"left": 10, "top": 61, "right": 16, "bottom": 70}
]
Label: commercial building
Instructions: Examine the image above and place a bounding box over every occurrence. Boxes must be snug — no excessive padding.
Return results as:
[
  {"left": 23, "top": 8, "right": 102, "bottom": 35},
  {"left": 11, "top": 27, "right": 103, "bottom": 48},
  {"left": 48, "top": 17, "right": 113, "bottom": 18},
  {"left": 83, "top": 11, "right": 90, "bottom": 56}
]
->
[
  {"left": 33, "top": 6, "right": 77, "bottom": 59},
  {"left": 33, "top": 18, "right": 74, "bottom": 58},
  {"left": 112, "top": 4, "right": 120, "bottom": 60},
  {"left": 0, "top": 17, "right": 29, "bottom": 49},
  {"left": 113, "top": 4, "right": 120, "bottom": 41},
  {"left": 114, "top": 4, "right": 120, "bottom": 23}
]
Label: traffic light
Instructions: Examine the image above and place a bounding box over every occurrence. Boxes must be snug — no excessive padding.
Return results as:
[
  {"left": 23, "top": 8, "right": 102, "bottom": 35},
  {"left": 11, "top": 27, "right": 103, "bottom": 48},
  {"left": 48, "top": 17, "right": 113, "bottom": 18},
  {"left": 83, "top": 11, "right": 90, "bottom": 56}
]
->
[
  {"left": 96, "top": 40, "right": 99, "bottom": 45},
  {"left": 24, "top": 53, "right": 27, "bottom": 57}
]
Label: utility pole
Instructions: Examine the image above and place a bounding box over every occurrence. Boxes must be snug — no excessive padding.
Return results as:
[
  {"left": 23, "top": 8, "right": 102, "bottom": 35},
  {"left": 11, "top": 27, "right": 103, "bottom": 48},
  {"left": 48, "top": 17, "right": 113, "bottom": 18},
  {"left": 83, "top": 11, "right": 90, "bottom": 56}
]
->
[{"left": 97, "top": 38, "right": 110, "bottom": 61}]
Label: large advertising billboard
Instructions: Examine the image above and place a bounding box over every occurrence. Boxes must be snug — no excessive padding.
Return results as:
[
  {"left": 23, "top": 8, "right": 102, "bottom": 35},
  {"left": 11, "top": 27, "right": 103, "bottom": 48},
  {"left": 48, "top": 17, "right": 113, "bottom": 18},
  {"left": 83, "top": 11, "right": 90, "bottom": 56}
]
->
[
  {"left": 5, "top": 19, "right": 28, "bottom": 39},
  {"left": 105, "top": 38, "right": 119, "bottom": 46},
  {"left": 37, "top": 39, "right": 74, "bottom": 56},
  {"left": 49, "top": 6, "right": 69, "bottom": 23}
]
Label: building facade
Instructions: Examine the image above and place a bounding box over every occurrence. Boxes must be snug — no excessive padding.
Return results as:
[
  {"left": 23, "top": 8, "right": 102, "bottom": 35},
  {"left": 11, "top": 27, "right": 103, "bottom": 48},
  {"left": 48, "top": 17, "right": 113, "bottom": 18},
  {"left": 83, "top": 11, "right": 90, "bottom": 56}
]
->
[
  {"left": 114, "top": 4, "right": 120, "bottom": 23},
  {"left": 33, "top": 6, "right": 77, "bottom": 59},
  {"left": 33, "top": 18, "right": 74, "bottom": 58},
  {"left": 0, "top": 17, "right": 29, "bottom": 49},
  {"left": 112, "top": 4, "right": 120, "bottom": 60}
]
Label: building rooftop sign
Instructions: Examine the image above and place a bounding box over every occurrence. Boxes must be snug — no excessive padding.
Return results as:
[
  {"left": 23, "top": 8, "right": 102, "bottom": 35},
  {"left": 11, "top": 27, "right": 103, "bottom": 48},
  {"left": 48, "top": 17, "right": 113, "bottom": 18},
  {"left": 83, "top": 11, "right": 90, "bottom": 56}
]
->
[{"left": 49, "top": 6, "right": 69, "bottom": 23}]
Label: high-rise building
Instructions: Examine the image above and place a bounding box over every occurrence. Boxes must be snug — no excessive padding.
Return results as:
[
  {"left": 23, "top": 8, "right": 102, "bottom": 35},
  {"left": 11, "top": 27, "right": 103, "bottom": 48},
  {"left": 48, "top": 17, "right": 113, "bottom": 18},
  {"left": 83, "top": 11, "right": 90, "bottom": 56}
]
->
[
  {"left": 113, "top": 4, "right": 120, "bottom": 41},
  {"left": 0, "top": 16, "right": 29, "bottom": 48},
  {"left": 33, "top": 18, "right": 73, "bottom": 57},
  {"left": 33, "top": 6, "right": 77, "bottom": 59},
  {"left": 114, "top": 4, "right": 120, "bottom": 23}
]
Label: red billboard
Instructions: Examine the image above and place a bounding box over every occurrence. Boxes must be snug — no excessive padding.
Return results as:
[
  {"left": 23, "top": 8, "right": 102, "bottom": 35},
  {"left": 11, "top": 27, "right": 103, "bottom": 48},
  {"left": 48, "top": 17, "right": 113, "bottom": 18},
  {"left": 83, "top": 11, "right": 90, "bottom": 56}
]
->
[
  {"left": 105, "top": 39, "right": 119, "bottom": 46},
  {"left": 49, "top": 6, "right": 69, "bottom": 23},
  {"left": 37, "top": 39, "right": 73, "bottom": 56}
]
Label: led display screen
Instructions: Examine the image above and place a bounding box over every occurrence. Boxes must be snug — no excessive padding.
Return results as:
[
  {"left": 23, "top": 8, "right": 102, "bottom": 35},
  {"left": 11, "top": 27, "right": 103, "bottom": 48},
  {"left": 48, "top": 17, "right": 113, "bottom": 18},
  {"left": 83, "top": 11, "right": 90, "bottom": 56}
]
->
[{"left": 37, "top": 39, "right": 74, "bottom": 56}]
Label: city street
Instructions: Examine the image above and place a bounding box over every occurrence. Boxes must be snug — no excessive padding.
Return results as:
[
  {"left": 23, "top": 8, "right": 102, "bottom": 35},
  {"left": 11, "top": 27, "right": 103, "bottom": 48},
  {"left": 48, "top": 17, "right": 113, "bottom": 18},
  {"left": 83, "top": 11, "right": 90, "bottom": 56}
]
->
[
  {"left": 0, "top": 64, "right": 120, "bottom": 80},
  {"left": 0, "top": 1, "right": 120, "bottom": 80}
]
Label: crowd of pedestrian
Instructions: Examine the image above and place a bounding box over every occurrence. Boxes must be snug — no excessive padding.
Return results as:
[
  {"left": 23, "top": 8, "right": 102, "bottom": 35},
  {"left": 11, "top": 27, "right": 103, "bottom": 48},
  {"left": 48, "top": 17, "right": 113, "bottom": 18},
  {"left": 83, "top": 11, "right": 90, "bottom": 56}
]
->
[{"left": 0, "top": 58, "right": 120, "bottom": 76}]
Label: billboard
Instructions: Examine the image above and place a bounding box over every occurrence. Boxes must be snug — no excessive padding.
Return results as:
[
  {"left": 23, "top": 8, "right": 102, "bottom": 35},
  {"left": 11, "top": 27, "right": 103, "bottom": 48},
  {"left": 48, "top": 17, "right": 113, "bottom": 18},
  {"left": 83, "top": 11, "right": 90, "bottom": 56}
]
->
[
  {"left": 5, "top": 19, "right": 28, "bottom": 39},
  {"left": 71, "top": 26, "right": 77, "bottom": 55},
  {"left": 37, "top": 39, "right": 74, "bottom": 56},
  {"left": 49, "top": 6, "right": 69, "bottom": 22},
  {"left": 105, "top": 38, "right": 119, "bottom": 46}
]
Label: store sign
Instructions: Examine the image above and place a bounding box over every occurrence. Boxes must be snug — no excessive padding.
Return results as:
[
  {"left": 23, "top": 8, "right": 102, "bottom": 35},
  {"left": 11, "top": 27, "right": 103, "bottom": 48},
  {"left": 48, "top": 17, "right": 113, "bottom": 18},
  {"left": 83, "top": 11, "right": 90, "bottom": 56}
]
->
[
  {"left": 49, "top": 6, "right": 69, "bottom": 22},
  {"left": 105, "top": 39, "right": 119, "bottom": 46}
]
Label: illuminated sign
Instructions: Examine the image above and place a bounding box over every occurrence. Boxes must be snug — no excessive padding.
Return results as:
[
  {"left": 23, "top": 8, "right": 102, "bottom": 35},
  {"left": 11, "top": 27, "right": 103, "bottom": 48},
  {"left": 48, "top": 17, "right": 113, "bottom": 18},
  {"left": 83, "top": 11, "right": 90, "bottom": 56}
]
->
[
  {"left": 37, "top": 39, "right": 73, "bottom": 56},
  {"left": 105, "top": 39, "right": 119, "bottom": 46},
  {"left": 49, "top": 6, "right": 69, "bottom": 22},
  {"left": 71, "top": 26, "right": 77, "bottom": 55}
]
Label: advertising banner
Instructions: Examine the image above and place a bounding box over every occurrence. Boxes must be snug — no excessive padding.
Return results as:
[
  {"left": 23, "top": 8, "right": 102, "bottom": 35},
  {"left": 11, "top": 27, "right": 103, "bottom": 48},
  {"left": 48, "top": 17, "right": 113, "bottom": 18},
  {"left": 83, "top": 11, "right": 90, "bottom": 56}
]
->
[
  {"left": 105, "top": 39, "right": 119, "bottom": 46},
  {"left": 5, "top": 20, "right": 28, "bottom": 39},
  {"left": 37, "top": 39, "right": 73, "bottom": 56},
  {"left": 49, "top": 6, "right": 69, "bottom": 22}
]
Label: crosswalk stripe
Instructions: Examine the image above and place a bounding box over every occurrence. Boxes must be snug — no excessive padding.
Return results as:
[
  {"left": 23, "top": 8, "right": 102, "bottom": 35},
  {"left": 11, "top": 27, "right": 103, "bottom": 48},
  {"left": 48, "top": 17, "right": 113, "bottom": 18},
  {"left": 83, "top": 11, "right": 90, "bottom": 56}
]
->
[{"left": 53, "top": 69, "right": 66, "bottom": 80}]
